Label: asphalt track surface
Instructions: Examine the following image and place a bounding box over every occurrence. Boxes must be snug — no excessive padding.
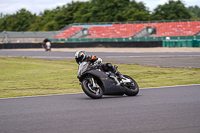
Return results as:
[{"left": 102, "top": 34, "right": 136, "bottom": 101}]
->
[
  {"left": 1, "top": 85, "right": 200, "bottom": 133},
  {"left": 1, "top": 50, "right": 200, "bottom": 133},
  {"left": 0, "top": 50, "right": 200, "bottom": 68}
]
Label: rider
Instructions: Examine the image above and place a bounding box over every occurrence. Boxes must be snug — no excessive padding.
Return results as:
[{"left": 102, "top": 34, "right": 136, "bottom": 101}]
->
[
  {"left": 75, "top": 51, "right": 125, "bottom": 80},
  {"left": 42, "top": 38, "right": 51, "bottom": 50}
]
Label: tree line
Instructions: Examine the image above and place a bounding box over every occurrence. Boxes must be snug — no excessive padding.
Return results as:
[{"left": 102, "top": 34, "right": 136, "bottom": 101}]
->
[{"left": 0, "top": 0, "right": 200, "bottom": 32}]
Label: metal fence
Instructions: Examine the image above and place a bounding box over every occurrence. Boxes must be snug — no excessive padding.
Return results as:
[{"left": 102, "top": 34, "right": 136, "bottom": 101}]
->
[{"left": 50, "top": 35, "right": 200, "bottom": 43}]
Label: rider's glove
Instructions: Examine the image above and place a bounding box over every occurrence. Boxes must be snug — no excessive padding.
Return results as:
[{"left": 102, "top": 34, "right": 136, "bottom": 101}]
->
[{"left": 94, "top": 58, "right": 102, "bottom": 66}]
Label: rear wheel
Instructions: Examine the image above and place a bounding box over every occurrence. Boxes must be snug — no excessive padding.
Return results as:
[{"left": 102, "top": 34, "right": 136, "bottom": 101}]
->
[
  {"left": 82, "top": 78, "right": 103, "bottom": 99},
  {"left": 123, "top": 75, "right": 139, "bottom": 96}
]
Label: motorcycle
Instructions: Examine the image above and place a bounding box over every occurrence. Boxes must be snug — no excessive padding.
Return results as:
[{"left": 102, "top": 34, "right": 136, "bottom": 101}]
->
[
  {"left": 45, "top": 42, "right": 51, "bottom": 51},
  {"left": 77, "top": 61, "right": 139, "bottom": 99}
]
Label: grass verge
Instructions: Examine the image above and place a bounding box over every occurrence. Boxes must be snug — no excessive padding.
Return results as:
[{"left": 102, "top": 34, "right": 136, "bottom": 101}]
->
[{"left": 0, "top": 57, "right": 200, "bottom": 98}]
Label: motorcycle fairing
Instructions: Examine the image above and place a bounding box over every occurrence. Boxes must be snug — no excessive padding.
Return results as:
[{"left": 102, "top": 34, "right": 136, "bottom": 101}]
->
[{"left": 81, "top": 69, "right": 126, "bottom": 95}]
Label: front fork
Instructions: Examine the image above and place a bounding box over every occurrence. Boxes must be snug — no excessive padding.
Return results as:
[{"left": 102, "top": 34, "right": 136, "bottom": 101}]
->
[
  {"left": 86, "top": 76, "right": 98, "bottom": 88},
  {"left": 79, "top": 76, "right": 95, "bottom": 86}
]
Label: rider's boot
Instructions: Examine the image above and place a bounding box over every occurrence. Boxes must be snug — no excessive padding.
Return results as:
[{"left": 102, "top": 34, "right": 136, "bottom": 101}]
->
[{"left": 114, "top": 70, "right": 125, "bottom": 81}]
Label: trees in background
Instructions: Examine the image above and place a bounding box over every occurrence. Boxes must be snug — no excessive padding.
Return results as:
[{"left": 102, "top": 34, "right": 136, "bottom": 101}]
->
[
  {"left": 0, "top": 9, "right": 37, "bottom": 31},
  {"left": 150, "top": 0, "right": 192, "bottom": 20},
  {"left": 188, "top": 5, "right": 200, "bottom": 18},
  {"left": 0, "top": 13, "right": 4, "bottom": 19},
  {"left": 0, "top": 0, "right": 199, "bottom": 32},
  {"left": 73, "top": 0, "right": 149, "bottom": 22}
]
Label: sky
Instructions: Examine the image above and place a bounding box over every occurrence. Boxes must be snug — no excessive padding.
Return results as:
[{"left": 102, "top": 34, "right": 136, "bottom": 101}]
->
[{"left": 0, "top": 0, "right": 199, "bottom": 15}]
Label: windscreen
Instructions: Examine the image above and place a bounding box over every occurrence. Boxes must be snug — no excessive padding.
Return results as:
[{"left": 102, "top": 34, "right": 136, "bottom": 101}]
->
[{"left": 77, "top": 62, "right": 89, "bottom": 78}]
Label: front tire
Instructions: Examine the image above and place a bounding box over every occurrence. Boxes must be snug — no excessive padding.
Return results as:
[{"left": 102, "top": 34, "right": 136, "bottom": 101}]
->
[
  {"left": 123, "top": 75, "right": 139, "bottom": 96},
  {"left": 82, "top": 78, "right": 103, "bottom": 99}
]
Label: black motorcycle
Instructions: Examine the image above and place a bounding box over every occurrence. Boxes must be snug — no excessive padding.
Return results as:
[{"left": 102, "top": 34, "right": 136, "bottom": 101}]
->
[{"left": 77, "top": 62, "right": 139, "bottom": 99}]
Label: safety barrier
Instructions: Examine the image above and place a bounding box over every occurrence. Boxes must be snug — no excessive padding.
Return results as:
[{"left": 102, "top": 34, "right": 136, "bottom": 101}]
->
[
  {"left": 0, "top": 41, "right": 162, "bottom": 49},
  {"left": 163, "top": 39, "right": 200, "bottom": 47}
]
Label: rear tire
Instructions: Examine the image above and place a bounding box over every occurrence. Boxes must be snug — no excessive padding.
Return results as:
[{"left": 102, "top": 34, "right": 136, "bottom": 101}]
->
[
  {"left": 123, "top": 75, "right": 139, "bottom": 96},
  {"left": 82, "top": 78, "right": 103, "bottom": 99}
]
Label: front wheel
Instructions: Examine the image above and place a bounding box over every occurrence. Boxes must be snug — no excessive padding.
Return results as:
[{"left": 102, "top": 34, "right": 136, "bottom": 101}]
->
[
  {"left": 82, "top": 78, "right": 103, "bottom": 99},
  {"left": 123, "top": 75, "right": 139, "bottom": 96}
]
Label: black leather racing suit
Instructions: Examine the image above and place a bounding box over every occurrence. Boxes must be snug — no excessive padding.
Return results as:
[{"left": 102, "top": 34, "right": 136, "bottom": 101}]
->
[{"left": 83, "top": 55, "right": 123, "bottom": 79}]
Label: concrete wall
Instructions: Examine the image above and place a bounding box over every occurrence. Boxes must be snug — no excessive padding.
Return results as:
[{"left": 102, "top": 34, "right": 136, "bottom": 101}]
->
[{"left": 0, "top": 41, "right": 162, "bottom": 49}]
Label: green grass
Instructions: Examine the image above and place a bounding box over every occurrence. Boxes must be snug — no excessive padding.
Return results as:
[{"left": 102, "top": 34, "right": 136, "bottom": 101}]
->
[{"left": 0, "top": 57, "right": 200, "bottom": 98}]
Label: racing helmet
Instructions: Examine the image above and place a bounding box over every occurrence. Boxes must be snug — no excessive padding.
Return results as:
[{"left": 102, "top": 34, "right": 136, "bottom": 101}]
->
[{"left": 75, "top": 51, "right": 86, "bottom": 64}]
